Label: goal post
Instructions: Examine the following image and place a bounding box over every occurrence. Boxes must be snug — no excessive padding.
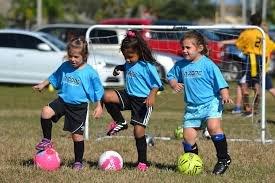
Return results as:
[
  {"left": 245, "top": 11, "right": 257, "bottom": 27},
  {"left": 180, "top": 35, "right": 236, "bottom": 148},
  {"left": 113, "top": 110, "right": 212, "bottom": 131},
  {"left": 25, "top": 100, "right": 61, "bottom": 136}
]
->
[{"left": 84, "top": 24, "right": 268, "bottom": 144}]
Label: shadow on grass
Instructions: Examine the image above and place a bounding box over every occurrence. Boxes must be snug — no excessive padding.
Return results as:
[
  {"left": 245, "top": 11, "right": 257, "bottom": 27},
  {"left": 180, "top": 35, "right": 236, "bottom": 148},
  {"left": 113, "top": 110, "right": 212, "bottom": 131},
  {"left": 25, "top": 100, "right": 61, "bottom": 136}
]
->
[
  {"left": 151, "top": 162, "right": 177, "bottom": 171},
  {"left": 21, "top": 159, "right": 34, "bottom": 167},
  {"left": 86, "top": 160, "right": 176, "bottom": 171},
  {"left": 86, "top": 161, "right": 136, "bottom": 169},
  {"left": 20, "top": 159, "right": 176, "bottom": 171}
]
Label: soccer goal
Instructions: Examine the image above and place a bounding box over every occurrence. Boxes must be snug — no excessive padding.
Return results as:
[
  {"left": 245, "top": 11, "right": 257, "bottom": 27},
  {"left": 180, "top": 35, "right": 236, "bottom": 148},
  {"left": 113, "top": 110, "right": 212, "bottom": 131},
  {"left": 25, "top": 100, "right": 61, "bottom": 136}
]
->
[{"left": 84, "top": 24, "right": 273, "bottom": 144}]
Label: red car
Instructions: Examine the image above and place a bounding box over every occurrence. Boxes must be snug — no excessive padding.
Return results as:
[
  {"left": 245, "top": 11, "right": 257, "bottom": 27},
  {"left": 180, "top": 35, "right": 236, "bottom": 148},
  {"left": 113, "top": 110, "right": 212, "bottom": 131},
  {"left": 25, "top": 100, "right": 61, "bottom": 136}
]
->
[{"left": 100, "top": 18, "right": 224, "bottom": 65}]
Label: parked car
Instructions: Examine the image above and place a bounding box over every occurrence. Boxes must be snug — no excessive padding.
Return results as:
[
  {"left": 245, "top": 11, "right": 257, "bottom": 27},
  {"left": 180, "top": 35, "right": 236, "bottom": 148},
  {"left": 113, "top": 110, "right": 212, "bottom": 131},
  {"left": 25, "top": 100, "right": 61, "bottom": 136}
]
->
[
  {"left": 35, "top": 23, "right": 183, "bottom": 81},
  {"left": 99, "top": 18, "right": 224, "bottom": 64},
  {"left": 0, "top": 29, "right": 124, "bottom": 87},
  {"left": 86, "top": 27, "right": 183, "bottom": 82}
]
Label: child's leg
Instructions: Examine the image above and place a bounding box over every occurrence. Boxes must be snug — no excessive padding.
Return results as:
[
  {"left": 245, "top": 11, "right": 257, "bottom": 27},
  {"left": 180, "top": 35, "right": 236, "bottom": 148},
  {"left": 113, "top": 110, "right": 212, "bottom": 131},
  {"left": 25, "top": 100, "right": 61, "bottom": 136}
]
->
[
  {"left": 104, "top": 90, "right": 128, "bottom": 135},
  {"left": 104, "top": 90, "right": 126, "bottom": 123},
  {"left": 207, "top": 118, "right": 231, "bottom": 175},
  {"left": 232, "top": 85, "right": 242, "bottom": 113},
  {"left": 241, "top": 83, "right": 251, "bottom": 113},
  {"left": 35, "top": 106, "right": 56, "bottom": 151},
  {"left": 134, "top": 125, "right": 147, "bottom": 164},
  {"left": 183, "top": 128, "right": 198, "bottom": 154},
  {"left": 207, "top": 118, "right": 229, "bottom": 159},
  {"left": 40, "top": 106, "right": 55, "bottom": 139},
  {"left": 72, "top": 134, "right": 84, "bottom": 163}
]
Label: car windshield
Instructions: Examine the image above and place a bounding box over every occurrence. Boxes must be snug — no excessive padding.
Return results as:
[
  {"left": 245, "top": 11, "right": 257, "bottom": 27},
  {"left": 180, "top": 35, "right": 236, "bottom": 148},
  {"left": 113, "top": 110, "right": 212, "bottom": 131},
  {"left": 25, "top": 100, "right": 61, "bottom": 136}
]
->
[{"left": 38, "top": 32, "right": 66, "bottom": 51}]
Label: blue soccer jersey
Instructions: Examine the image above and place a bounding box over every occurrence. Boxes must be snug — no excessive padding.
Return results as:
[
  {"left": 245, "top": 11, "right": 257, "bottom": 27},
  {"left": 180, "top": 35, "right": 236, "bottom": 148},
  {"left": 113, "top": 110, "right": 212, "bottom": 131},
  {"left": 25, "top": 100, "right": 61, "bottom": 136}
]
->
[
  {"left": 124, "top": 61, "right": 162, "bottom": 97},
  {"left": 48, "top": 61, "right": 104, "bottom": 104},
  {"left": 167, "top": 55, "right": 228, "bottom": 104}
]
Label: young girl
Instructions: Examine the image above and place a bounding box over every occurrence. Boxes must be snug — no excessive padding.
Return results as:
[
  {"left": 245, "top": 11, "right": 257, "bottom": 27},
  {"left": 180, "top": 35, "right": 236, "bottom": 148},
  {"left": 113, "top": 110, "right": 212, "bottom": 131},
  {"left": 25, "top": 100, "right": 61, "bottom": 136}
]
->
[
  {"left": 33, "top": 37, "right": 104, "bottom": 170},
  {"left": 103, "top": 30, "right": 162, "bottom": 171},
  {"left": 167, "top": 30, "right": 233, "bottom": 175}
]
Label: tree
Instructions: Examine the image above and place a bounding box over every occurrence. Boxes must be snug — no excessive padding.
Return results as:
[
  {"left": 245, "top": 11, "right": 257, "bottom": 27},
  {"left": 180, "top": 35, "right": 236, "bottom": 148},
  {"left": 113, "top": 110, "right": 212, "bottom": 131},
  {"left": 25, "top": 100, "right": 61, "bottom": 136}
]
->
[{"left": 156, "top": 0, "right": 215, "bottom": 22}]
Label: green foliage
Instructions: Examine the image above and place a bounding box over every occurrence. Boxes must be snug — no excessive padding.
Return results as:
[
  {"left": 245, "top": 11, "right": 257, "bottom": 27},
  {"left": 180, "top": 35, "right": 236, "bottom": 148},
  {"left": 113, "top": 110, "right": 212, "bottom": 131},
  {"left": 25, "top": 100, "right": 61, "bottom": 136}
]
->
[
  {"left": 0, "top": 15, "right": 6, "bottom": 28},
  {"left": 8, "top": 0, "right": 36, "bottom": 28},
  {"left": 267, "top": 0, "right": 275, "bottom": 23},
  {"left": 157, "top": 0, "right": 215, "bottom": 21}
]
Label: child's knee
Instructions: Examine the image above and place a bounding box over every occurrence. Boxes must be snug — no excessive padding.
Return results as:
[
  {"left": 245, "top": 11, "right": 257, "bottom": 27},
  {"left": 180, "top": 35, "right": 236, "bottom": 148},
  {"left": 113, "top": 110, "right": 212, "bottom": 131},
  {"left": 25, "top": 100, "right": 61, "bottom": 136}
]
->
[
  {"left": 72, "top": 133, "right": 84, "bottom": 141},
  {"left": 134, "top": 125, "right": 145, "bottom": 138},
  {"left": 41, "top": 106, "right": 54, "bottom": 119},
  {"left": 103, "top": 91, "right": 113, "bottom": 102}
]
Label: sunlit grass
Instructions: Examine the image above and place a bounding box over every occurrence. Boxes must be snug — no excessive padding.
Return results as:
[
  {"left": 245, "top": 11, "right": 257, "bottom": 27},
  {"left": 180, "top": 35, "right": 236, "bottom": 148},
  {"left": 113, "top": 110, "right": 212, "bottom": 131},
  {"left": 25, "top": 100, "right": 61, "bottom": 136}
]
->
[{"left": 0, "top": 83, "right": 275, "bottom": 182}]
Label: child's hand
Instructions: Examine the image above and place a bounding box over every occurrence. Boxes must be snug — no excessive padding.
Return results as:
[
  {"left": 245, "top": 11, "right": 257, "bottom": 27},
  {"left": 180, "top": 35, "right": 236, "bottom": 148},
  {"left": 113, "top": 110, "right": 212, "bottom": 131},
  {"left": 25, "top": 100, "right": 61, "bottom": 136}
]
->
[
  {"left": 113, "top": 68, "right": 120, "bottom": 76},
  {"left": 220, "top": 88, "right": 234, "bottom": 104},
  {"left": 171, "top": 83, "right": 184, "bottom": 93},
  {"left": 93, "top": 102, "right": 103, "bottom": 119},
  {"left": 222, "top": 96, "right": 234, "bottom": 104},
  {"left": 144, "top": 95, "right": 155, "bottom": 107},
  {"left": 32, "top": 83, "right": 46, "bottom": 92},
  {"left": 113, "top": 65, "right": 125, "bottom": 76}
]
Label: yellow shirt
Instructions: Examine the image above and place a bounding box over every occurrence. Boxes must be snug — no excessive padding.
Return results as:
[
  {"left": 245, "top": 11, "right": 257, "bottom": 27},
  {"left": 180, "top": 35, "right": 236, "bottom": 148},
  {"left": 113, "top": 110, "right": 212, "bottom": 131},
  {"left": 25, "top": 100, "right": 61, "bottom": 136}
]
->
[
  {"left": 236, "top": 28, "right": 275, "bottom": 75},
  {"left": 236, "top": 28, "right": 275, "bottom": 55}
]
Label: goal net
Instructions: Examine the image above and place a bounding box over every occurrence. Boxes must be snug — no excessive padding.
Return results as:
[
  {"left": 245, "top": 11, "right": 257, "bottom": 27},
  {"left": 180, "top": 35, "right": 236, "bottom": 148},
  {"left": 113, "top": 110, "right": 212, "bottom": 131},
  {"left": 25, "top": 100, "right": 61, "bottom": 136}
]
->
[{"left": 85, "top": 24, "right": 274, "bottom": 144}]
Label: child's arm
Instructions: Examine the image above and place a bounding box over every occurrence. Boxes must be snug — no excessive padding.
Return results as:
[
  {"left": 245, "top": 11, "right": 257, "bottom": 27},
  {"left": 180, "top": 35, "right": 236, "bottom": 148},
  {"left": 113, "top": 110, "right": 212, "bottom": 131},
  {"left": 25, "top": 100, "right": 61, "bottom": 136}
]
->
[
  {"left": 93, "top": 101, "right": 103, "bottom": 119},
  {"left": 32, "top": 80, "right": 50, "bottom": 92},
  {"left": 144, "top": 88, "right": 159, "bottom": 107},
  {"left": 220, "top": 88, "right": 233, "bottom": 104},
  {"left": 169, "top": 79, "right": 184, "bottom": 93}
]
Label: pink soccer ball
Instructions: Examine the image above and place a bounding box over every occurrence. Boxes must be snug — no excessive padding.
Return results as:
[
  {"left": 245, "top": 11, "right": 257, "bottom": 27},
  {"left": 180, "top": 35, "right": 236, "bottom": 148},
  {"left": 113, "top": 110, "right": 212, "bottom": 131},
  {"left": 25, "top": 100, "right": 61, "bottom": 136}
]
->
[
  {"left": 98, "top": 150, "right": 123, "bottom": 171},
  {"left": 34, "top": 148, "right": 61, "bottom": 171}
]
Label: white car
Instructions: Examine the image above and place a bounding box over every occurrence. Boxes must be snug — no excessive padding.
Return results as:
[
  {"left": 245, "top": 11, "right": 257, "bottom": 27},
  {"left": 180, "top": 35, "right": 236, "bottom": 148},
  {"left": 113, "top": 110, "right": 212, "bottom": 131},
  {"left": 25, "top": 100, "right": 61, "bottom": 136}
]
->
[
  {"left": 36, "top": 24, "right": 183, "bottom": 82},
  {"left": 87, "top": 28, "right": 183, "bottom": 82},
  {"left": 0, "top": 29, "right": 124, "bottom": 87}
]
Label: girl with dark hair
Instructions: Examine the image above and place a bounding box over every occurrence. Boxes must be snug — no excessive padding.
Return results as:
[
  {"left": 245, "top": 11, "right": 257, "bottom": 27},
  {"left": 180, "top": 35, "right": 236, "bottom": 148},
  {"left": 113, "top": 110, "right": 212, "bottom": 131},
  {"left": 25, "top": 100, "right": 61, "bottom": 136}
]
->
[{"left": 103, "top": 30, "right": 162, "bottom": 171}]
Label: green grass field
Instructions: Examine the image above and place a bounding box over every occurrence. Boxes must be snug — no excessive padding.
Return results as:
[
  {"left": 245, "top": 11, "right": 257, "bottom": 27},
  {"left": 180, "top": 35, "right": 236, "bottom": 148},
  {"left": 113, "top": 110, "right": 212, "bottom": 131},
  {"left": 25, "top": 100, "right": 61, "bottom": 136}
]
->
[{"left": 0, "top": 84, "right": 275, "bottom": 183}]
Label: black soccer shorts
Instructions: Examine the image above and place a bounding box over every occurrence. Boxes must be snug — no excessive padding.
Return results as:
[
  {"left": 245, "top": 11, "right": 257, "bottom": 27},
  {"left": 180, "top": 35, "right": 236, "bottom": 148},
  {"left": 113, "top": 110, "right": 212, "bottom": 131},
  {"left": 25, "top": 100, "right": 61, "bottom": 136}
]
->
[
  {"left": 49, "top": 97, "right": 88, "bottom": 135},
  {"left": 115, "top": 90, "right": 153, "bottom": 127}
]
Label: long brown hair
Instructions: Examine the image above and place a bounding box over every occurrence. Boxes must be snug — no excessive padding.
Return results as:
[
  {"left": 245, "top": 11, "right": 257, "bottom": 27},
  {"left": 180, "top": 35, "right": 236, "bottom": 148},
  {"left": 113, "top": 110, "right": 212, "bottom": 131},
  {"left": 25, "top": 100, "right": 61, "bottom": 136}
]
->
[{"left": 120, "top": 30, "right": 156, "bottom": 64}]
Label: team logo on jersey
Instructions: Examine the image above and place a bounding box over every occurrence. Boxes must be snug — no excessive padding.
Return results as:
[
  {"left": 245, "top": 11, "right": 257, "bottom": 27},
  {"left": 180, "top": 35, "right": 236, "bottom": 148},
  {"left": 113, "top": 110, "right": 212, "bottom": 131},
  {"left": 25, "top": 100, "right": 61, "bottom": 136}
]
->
[{"left": 183, "top": 70, "right": 202, "bottom": 78}]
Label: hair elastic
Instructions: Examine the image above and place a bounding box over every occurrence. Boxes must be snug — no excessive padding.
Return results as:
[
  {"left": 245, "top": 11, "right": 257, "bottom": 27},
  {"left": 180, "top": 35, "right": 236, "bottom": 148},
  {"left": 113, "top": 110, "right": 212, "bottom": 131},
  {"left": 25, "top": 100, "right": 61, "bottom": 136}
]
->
[{"left": 127, "top": 30, "right": 136, "bottom": 37}]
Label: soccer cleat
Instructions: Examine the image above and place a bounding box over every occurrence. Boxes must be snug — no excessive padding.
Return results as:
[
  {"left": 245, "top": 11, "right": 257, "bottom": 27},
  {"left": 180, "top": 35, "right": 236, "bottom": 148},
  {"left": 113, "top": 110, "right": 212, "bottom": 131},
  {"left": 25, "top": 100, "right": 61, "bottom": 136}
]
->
[
  {"left": 35, "top": 138, "right": 53, "bottom": 151},
  {"left": 136, "top": 162, "right": 148, "bottom": 171},
  {"left": 73, "top": 162, "right": 83, "bottom": 171},
  {"left": 212, "top": 156, "right": 231, "bottom": 175},
  {"left": 231, "top": 107, "right": 242, "bottom": 114},
  {"left": 107, "top": 121, "right": 128, "bottom": 136}
]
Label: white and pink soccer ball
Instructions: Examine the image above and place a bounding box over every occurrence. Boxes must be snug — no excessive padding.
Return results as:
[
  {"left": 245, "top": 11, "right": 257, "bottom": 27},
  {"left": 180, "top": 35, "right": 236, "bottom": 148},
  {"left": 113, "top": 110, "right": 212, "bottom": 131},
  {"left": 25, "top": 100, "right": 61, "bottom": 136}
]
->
[
  {"left": 98, "top": 150, "right": 123, "bottom": 171},
  {"left": 34, "top": 148, "right": 61, "bottom": 171}
]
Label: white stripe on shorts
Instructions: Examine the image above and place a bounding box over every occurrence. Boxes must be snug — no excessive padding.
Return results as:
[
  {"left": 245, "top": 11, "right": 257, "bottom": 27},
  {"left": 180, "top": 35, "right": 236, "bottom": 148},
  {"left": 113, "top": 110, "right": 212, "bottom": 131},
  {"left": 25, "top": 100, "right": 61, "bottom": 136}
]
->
[
  {"left": 143, "top": 106, "right": 152, "bottom": 126},
  {"left": 115, "top": 89, "right": 125, "bottom": 109}
]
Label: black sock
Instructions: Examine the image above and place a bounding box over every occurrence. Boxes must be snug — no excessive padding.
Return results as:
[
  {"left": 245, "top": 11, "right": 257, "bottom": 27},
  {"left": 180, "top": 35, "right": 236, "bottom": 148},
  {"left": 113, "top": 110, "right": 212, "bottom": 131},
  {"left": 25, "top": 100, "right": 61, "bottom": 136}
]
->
[
  {"left": 211, "top": 134, "right": 229, "bottom": 159},
  {"left": 135, "top": 136, "right": 147, "bottom": 164},
  {"left": 41, "top": 118, "right": 52, "bottom": 140},
  {"left": 105, "top": 103, "right": 125, "bottom": 124},
  {"left": 74, "top": 141, "right": 84, "bottom": 163}
]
